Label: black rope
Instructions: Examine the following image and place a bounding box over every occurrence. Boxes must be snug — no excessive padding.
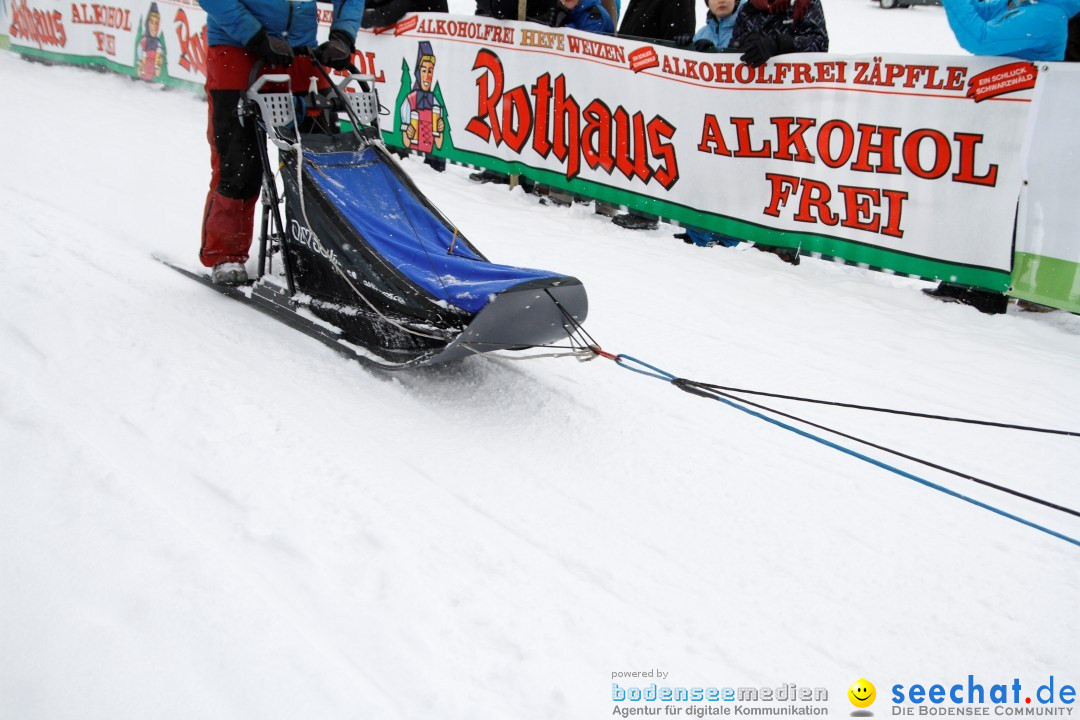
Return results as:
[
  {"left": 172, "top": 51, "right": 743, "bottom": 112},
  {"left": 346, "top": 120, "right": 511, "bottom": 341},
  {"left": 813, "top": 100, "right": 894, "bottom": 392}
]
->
[
  {"left": 544, "top": 288, "right": 601, "bottom": 352},
  {"left": 671, "top": 378, "right": 1080, "bottom": 519},
  {"left": 690, "top": 382, "right": 1080, "bottom": 437}
]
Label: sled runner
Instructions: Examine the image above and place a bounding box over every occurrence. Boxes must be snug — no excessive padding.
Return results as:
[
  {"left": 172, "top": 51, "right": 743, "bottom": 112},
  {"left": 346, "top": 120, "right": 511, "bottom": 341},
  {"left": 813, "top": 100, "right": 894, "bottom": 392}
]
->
[{"left": 172, "top": 59, "right": 588, "bottom": 370}]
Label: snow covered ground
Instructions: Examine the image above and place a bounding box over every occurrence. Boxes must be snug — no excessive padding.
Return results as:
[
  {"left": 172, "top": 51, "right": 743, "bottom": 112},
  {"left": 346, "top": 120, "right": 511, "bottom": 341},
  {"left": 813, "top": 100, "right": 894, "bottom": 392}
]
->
[{"left": 1, "top": 3, "right": 1078, "bottom": 719}]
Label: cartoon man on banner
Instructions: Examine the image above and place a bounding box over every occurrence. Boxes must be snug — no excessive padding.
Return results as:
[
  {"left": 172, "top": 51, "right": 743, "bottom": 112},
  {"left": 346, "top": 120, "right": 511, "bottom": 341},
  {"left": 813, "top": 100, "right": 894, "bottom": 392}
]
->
[
  {"left": 135, "top": 2, "right": 167, "bottom": 81},
  {"left": 400, "top": 41, "right": 444, "bottom": 153}
]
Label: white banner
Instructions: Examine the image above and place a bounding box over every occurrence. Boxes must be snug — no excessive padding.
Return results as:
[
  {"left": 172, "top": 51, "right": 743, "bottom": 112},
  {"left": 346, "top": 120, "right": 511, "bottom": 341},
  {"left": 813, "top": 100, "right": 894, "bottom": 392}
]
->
[
  {"left": 354, "top": 16, "right": 1040, "bottom": 289},
  {"left": 5, "top": 8, "right": 1059, "bottom": 292},
  {"left": 5, "top": 0, "right": 209, "bottom": 86},
  {"left": 1012, "top": 61, "right": 1080, "bottom": 311}
]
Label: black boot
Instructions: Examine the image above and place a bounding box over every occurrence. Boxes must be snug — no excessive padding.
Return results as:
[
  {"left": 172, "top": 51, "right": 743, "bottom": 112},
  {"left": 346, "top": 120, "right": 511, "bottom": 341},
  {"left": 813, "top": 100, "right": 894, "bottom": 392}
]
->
[
  {"left": 921, "top": 282, "right": 967, "bottom": 303},
  {"left": 468, "top": 168, "right": 510, "bottom": 184},
  {"left": 754, "top": 244, "right": 800, "bottom": 266},
  {"left": 612, "top": 213, "right": 659, "bottom": 230}
]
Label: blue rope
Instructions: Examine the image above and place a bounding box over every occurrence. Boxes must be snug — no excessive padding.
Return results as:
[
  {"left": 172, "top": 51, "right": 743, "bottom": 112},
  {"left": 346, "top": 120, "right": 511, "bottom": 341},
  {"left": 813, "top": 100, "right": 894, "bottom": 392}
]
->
[{"left": 614, "top": 355, "right": 1080, "bottom": 549}]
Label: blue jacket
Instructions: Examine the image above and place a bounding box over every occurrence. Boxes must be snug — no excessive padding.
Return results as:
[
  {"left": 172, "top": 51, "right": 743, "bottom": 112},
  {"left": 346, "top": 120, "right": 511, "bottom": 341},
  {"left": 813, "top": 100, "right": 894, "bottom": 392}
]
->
[
  {"left": 693, "top": 3, "right": 742, "bottom": 49},
  {"left": 942, "top": 0, "right": 1080, "bottom": 60},
  {"left": 200, "top": 0, "right": 365, "bottom": 48},
  {"left": 564, "top": 0, "right": 615, "bottom": 33}
]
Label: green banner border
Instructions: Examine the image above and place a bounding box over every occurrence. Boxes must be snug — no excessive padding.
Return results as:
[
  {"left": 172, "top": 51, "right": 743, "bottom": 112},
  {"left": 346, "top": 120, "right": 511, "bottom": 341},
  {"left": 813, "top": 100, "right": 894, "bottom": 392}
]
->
[
  {"left": 1011, "top": 252, "right": 1080, "bottom": 313},
  {"left": 9, "top": 45, "right": 203, "bottom": 92}
]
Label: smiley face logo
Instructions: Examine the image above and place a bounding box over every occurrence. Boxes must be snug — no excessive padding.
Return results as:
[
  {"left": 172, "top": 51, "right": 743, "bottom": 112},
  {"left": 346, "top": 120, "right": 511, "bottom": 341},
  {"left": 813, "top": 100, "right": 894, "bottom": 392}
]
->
[{"left": 848, "top": 679, "right": 876, "bottom": 709}]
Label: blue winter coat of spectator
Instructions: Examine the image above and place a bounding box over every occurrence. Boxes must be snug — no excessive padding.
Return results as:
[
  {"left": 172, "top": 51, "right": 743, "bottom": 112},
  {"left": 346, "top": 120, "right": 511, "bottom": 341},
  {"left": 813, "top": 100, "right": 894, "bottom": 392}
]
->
[
  {"left": 693, "top": 1, "right": 743, "bottom": 49},
  {"left": 201, "top": 0, "right": 365, "bottom": 48},
  {"left": 552, "top": 0, "right": 615, "bottom": 33},
  {"left": 942, "top": 0, "right": 1080, "bottom": 61}
]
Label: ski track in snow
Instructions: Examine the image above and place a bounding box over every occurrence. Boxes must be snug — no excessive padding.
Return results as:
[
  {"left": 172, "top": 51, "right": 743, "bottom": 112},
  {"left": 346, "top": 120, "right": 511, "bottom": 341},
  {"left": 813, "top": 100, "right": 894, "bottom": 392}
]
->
[{"left": 2, "top": 5, "right": 1079, "bottom": 717}]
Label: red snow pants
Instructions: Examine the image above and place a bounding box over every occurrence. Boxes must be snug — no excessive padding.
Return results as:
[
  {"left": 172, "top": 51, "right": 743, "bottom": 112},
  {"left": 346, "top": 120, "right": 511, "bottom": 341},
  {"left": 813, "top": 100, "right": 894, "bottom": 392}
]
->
[{"left": 199, "top": 46, "right": 327, "bottom": 267}]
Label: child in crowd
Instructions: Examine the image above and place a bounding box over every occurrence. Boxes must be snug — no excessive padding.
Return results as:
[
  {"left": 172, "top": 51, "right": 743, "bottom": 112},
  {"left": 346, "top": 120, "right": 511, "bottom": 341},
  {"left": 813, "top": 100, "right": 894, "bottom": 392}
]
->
[{"left": 689, "top": 0, "right": 742, "bottom": 51}]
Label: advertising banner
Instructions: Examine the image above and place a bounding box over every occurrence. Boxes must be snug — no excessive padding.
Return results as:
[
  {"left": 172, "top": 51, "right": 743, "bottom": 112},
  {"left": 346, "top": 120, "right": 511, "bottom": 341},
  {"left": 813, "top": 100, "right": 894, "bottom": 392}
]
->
[
  {"left": 10, "top": 8, "right": 1078, "bottom": 299},
  {"left": 1014, "top": 62, "right": 1080, "bottom": 313},
  {"left": 5, "top": 0, "right": 210, "bottom": 89},
  {"left": 354, "top": 16, "right": 1041, "bottom": 291},
  {"left": 0, "top": 0, "right": 9, "bottom": 47}
]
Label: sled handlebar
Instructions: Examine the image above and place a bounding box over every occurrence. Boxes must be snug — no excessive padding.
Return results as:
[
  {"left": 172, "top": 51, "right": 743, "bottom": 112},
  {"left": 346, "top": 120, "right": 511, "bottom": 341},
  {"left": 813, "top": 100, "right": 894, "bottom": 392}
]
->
[
  {"left": 248, "top": 73, "right": 293, "bottom": 94},
  {"left": 247, "top": 47, "right": 361, "bottom": 90}
]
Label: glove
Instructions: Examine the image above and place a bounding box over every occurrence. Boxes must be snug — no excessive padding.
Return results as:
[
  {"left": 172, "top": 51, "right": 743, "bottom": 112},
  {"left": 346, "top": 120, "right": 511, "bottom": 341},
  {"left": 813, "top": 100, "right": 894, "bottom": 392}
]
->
[
  {"left": 693, "top": 38, "right": 716, "bottom": 52},
  {"left": 548, "top": 7, "right": 569, "bottom": 26},
  {"left": 739, "top": 32, "right": 794, "bottom": 67},
  {"left": 672, "top": 33, "right": 693, "bottom": 47},
  {"left": 315, "top": 29, "right": 354, "bottom": 70},
  {"left": 246, "top": 28, "right": 293, "bottom": 67}
]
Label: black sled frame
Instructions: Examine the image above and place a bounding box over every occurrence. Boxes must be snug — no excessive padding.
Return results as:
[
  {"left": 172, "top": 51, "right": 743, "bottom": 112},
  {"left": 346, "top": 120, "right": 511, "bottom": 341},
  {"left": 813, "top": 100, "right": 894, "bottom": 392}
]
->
[{"left": 236, "top": 57, "right": 588, "bottom": 370}]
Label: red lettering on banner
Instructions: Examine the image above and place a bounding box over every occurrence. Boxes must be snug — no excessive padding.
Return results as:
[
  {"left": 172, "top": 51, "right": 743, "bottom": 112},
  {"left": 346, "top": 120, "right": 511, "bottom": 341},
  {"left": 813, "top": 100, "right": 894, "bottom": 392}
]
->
[
  {"left": 566, "top": 34, "right": 625, "bottom": 63},
  {"left": 174, "top": 8, "right": 207, "bottom": 77},
  {"left": 698, "top": 115, "right": 732, "bottom": 156},
  {"left": 763, "top": 174, "right": 798, "bottom": 218},
  {"left": 851, "top": 124, "right": 902, "bottom": 174},
  {"left": 92, "top": 29, "right": 115, "bottom": 55},
  {"left": 552, "top": 74, "right": 581, "bottom": 180},
  {"left": 817, "top": 119, "right": 855, "bottom": 168},
  {"left": 531, "top": 74, "right": 553, "bottom": 158},
  {"left": 582, "top": 99, "right": 615, "bottom": 173},
  {"left": 730, "top": 117, "right": 771, "bottom": 158},
  {"left": 70, "top": 3, "right": 130, "bottom": 30},
  {"left": 628, "top": 46, "right": 659, "bottom": 74},
  {"left": 394, "top": 14, "right": 418, "bottom": 35},
  {"left": 702, "top": 115, "right": 998, "bottom": 240},
  {"left": 793, "top": 178, "right": 840, "bottom": 227},
  {"left": 771, "top": 117, "right": 816, "bottom": 163},
  {"left": 952, "top": 133, "right": 998, "bottom": 187},
  {"left": 613, "top": 108, "right": 652, "bottom": 184},
  {"left": 502, "top": 86, "right": 532, "bottom": 153},
  {"left": 648, "top": 117, "right": 678, "bottom": 189},
  {"left": 965, "top": 62, "right": 1038, "bottom": 102},
  {"left": 765, "top": 173, "right": 909, "bottom": 238},
  {"left": 699, "top": 116, "right": 999, "bottom": 188},
  {"left": 466, "top": 50, "right": 678, "bottom": 188},
  {"left": 465, "top": 49, "right": 504, "bottom": 145},
  {"left": 416, "top": 17, "right": 515, "bottom": 45},
  {"left": 903, "top": 128, "right": 951, "bottom": 180},
  {"left": 9, "top": 0, "right": 67, "bottom": 48},
  {"left": 337, "top": 51, "right": 386, "bottom": 83},
  {"left": 839, "top": 185, "right": 883, "bottom": 234}
]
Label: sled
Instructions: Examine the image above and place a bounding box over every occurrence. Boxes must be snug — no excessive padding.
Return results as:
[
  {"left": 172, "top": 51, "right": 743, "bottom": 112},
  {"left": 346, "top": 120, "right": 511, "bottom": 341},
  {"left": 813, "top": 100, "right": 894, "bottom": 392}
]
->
[{"left": 182, "top": 60, "right": 589, "bottom": 370}]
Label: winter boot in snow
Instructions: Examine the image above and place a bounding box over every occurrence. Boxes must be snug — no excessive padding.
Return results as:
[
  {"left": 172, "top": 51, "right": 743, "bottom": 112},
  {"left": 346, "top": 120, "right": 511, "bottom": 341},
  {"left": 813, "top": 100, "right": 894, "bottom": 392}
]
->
[
  {"left": 922, "top": 282, "right": 1007, "bottom": 315},
  {"left": 468, "top": 169, "right": 510, "bottom": 184},
  {"left": 921, "top": 282, "right": 967, "bottom": 303},
  {"left": 754, "top": 243, "right": 800, "bottom": 265},
  {"left": 612, "top": 212, "right": 659, "bottom": 231},
  {"left": 212, "top": 262, "right": 248, "bottom": 286}
]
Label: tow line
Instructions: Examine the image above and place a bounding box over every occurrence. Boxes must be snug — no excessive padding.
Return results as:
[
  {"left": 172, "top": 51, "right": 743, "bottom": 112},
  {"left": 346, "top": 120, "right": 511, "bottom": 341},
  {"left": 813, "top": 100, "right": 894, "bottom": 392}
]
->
[{"left": 595, "top": 350, "right": 1080, "bottom": 550}]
